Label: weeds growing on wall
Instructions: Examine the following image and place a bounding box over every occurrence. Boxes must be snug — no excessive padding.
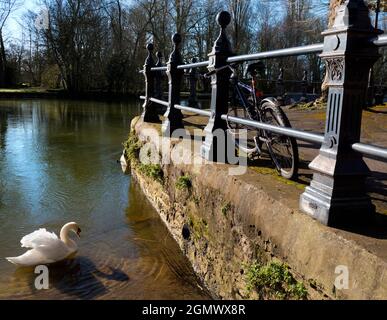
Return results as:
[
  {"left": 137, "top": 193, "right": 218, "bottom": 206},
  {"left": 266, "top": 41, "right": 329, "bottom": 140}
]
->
[{"left": 246, "top": 260, "right": 307, "bottom": 300}]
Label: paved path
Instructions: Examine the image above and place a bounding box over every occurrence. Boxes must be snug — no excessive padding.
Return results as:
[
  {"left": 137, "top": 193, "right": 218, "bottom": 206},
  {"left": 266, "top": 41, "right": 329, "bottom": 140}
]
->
[
  {"left": 286, "top": 105, "right": 386, "bottom": 215},
  {"left": 181, "top": 103, "right": 386, "bottom": 216}
]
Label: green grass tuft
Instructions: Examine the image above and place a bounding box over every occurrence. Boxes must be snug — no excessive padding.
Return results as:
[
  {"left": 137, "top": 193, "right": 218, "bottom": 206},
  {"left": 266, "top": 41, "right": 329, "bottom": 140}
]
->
[
  {"left": 122, "top": 132, "right": 143, "bottom": 163},
  {"left": 138, "top": 163, "right": 164, "bottom": 183},
  {"left": 246, "top": 261, "right": 307, "bottom": 300},
  {"left": 221, "top": 202, "right": 231, "bottom": 216},
  {"left": 176, "top": 175, "right": 192, "bottom": 190}
]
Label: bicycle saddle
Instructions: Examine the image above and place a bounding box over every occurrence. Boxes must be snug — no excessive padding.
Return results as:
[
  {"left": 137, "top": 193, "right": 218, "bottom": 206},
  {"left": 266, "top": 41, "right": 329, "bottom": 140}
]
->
[{"left": 246, "top": 61, "right": 265, "bottom": 75}]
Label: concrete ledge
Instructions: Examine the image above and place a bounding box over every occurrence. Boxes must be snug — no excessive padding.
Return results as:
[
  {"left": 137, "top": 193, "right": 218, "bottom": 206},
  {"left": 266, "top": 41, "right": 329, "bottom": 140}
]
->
[{"left": 130, "top": 116, "right": 387, "bottom": 300}]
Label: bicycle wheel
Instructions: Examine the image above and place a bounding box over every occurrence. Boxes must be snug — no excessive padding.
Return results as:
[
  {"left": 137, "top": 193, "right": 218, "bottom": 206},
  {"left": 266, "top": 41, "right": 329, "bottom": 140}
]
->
[
  {"left": 226, "top": 104, "right": 259, "bottom": 154},
  {"left": 261, "top": 101, "right": 299, "bottom": 180}
]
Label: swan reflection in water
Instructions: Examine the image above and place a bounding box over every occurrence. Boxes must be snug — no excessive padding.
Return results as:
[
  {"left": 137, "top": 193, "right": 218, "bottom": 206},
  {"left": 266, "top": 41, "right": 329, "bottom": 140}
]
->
[{"left": 12, "top": 256, "right": 130, "bottom": 299}]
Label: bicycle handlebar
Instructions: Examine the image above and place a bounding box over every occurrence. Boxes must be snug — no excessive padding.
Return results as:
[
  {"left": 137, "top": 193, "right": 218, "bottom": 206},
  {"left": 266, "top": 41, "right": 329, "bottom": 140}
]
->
[{"left": 203, "top": 62, "right": 241, "bottom": 78}]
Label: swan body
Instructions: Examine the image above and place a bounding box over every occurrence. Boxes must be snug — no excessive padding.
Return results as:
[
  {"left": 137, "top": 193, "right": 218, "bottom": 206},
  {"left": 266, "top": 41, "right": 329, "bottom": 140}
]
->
[{"left": 6, "top": 222, "right": 81, "bottom": 267}]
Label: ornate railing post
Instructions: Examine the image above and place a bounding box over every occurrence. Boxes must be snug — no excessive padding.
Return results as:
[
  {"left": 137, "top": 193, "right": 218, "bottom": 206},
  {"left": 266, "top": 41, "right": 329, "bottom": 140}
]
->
[
  {"left": 301, "top": 70, "right": 308, "bottom": 98},
  {"left": 300, "top": 0, "right": 382, "bottom": 226},
  {"left": 200, "top": 11, "right": 233, "bottom": 161},
  {"left": 276, "top": 68, "right": 285, "bottom": 98},
  {"left": 155, "top": 51, "right": 163, "bottom": 99},
  {"left": 162, "top": 34, "right": 184, "bottom": 137},
  {"left": 142, "top": 43, "right": 159, "bottom": 123},
  {"left": 188, "top": 58, "right": 199, "bottom": 108}
]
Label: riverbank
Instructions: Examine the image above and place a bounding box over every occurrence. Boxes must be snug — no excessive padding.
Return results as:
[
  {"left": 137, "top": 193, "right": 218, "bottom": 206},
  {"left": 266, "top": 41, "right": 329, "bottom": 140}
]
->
[
  {"left": 0, "top": 88, "right": 143, "bottom": 100},
  {"left": 0, "top": 88, "right": 211, "bottom": 101},
  {"left": 127, "top": 115, "right": 387, "bottom": 300}
]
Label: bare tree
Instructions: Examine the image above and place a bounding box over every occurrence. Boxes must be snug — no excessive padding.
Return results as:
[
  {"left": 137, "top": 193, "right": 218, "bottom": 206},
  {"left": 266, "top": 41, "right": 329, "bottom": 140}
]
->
[
  {"left": 0, "top": 0, "right": 21, "bottom": 86},
  {"left": 5, "top": 0, "right": 381, "bottom": 98},
  {"left": 318, "top": 0, "right": 345, "bottom": 103},
  {"left": 227, "top": 0, "right": 252, "bottom": 54}
]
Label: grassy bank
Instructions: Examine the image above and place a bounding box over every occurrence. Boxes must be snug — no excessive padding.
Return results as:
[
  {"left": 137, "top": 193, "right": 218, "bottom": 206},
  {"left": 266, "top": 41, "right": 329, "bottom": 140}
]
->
[{"left": 0, "top": 87, "right": 143, "bottom": 101}]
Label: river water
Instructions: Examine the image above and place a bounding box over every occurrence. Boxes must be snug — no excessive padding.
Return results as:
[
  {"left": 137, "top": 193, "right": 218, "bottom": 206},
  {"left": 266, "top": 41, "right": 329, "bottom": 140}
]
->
[{"left": 0, "top": 99, "right": 209, "bottom": 300}]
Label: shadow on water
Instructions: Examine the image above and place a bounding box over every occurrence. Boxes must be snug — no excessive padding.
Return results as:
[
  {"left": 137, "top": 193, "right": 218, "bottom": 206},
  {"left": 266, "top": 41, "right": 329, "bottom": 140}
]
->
[
  {"left": 125, "top": 181, "right": 213, "bottom": 299},
  {"left": 14, "top": 256, "right": 129, "bottom": 299}
]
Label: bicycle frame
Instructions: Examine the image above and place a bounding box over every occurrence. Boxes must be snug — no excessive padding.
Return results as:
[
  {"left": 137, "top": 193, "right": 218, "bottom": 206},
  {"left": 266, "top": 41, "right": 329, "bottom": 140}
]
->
[
  {"left": 228, "top": 68, "right": 282, "bottom": 152},
  {"left": 230, "top": 72, "right": 261, "bottom": 122},
  {"left": 221, "top": 64, "right": 299, "bottom": 180}
]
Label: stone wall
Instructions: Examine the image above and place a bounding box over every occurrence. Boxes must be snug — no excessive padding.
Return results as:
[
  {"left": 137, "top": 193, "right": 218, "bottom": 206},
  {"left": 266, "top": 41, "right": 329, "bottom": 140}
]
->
[{"left": 128, "top": 117, "right": 387, "bottom": 300}]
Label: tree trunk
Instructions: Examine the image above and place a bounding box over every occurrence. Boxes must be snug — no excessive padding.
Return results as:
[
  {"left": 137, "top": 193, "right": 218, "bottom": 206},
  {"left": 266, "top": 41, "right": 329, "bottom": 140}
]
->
[
  {"left": 0, "top": 30, "right": 7, "bottom": 87},
  {"left": 318, "top": 0, "right": 346, "bottom": 104}
]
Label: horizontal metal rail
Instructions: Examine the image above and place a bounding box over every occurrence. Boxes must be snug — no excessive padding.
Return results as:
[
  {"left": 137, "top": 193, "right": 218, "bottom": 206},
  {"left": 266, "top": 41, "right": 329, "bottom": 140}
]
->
[
  {"left": 352, "top": 142, "right": 387, "bottom": 161},
  {"left": 228, "top": 43, "right": 324, "bottom": 63},
  {"left": 144, "top": 35, "right": 387, "bottom": 75},
  {"left": 152, "top": 44, "right": 324, "bottom": 73},
  {"left": 175, "top": 104, "right": 212, "bottom": 117},
  {"left": 373, "top": 34, "right": 387, "bottom": 47},
  {"left": 177, "top": 61, "right": 209, "bottom": 70},
  {"left": 151, "top": 66, "right": 168, "bottom": 72},
  {"left": 221, "top": 114, "right": 386, "bottom": 161},
  {"left": 221, "top": 114, "right": 324, "bottom": 144},
  {"left": 143, "top": 95, "right": 386, "bottom": 162},
  {"left": 150, "top": 97, "right": 169, "bottom": 107},
  {"left": 140, "top": 95, "right": 169, "bottom": 107}
]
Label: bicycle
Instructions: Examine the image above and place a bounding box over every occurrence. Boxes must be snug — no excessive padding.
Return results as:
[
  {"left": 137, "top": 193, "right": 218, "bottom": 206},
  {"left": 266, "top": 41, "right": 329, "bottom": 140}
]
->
[{"left": 205, "top": 62, "right": 299, "bottom": 180}]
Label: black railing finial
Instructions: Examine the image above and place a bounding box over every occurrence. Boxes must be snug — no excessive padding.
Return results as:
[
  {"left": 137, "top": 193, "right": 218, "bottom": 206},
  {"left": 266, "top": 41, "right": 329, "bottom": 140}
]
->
[
  {"left": 156, "top": 51, "right": 163, "bottom": 65},
  {"left": 142, "top": 42, "right": 159, "bottom": 122},
  {"left": 302, "top": 70, "right": 308, "bottom": 82},
  {"left": 201, "top": 11, "right": 233, "bottom": 161},
  {"left": 278, "top": 68, "right": 284, "bottom": 81},
  {"left": 276, "top": 68, "right": 285, "bottom": 98},
  {"left": 301, "top": 70, "right": 308, "bottom": 98},
  {"left": 213, "top": 11, "right": 232, "bottom": 55},
  {"left": 145, "top": 43, "right": 154, "bottom": 65},
  {"left": 217, "top": 10, "right": 231, "bottom": 28},
  {"left": 155, "top": 51, "right": 163, "bottom": 99},
  {"left": 188, "top": 58, "right": 199, "bottom": 108},
  {"left": 161, "top": 33, "right": 184, "bottom": 136},
  {"left": 170, "top": 33, "right": 182, "bottom": 63}
]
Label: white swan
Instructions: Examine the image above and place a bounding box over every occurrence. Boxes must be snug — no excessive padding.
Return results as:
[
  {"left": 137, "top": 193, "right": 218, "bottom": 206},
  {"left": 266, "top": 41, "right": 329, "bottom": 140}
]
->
[{"left": 6, "top": 222, "right": 81, "bottom": 267}]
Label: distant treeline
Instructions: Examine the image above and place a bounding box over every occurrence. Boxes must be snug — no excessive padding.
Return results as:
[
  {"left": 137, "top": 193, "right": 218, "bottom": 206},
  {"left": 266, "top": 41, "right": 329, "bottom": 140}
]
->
[{"left": 1, "top": 0, "right": 387, "bottom": 95}]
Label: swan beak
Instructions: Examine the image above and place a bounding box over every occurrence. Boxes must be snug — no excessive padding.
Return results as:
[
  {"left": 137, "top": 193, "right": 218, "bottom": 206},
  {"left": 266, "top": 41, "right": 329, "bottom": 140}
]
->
[{"left": 76, "top": 228, "right": 81, "bottom": 238}]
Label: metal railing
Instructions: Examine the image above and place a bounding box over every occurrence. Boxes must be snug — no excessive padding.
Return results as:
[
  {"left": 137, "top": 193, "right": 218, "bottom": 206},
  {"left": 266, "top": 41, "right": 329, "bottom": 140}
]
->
[{"left": 139, "top": 1, "right": 386, "bottom": 227}]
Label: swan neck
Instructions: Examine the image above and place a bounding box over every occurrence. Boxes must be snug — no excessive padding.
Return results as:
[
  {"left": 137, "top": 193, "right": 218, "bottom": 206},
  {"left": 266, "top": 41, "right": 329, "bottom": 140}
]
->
[{"left": 60, "top": 224, "right": 74, "bottom": 246}]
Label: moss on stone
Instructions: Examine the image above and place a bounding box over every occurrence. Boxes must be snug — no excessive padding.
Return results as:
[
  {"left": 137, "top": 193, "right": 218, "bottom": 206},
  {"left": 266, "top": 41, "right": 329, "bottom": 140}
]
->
[
  {"left": 138, "top": 163, "right": 164, "bottom": 183},
  {"left": 250, "top": 166, "right": 306, "bottom": 190},
  {"left": 188, "top": 213, "right": 209, "bottom": 240},
  {"left": 122, "top": 132, "right": 143, "bottom": 164},
  {"left": 192, "top": 195, "right": 200, "bottom": 207},
  {"left": 221, "top": 202, "right": 232, "bottom": 216},
  {"left": 176, "top": 174, "right": 192, "bottom": 190},
  {"left": 379, "top": 208, "right": 387, "bottom": 216}
]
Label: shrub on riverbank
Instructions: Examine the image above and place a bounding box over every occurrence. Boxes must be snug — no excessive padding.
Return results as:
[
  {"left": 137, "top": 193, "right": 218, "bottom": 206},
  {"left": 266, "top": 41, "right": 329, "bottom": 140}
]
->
[{"left": 123, "top": 132, "right": 143, "bottom": 164}]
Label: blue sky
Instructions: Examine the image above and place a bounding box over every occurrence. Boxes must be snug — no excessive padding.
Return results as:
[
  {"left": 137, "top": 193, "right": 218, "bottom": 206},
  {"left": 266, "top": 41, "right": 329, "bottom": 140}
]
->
[
  {"left": 3, "top": 0, "right": 327, "bottom": 41},
  {"left": 4, "top": 0, "right": 39, "bottom": 41},
  {"left": 2, "top": 0, "right": 383, "bottom": 43}
]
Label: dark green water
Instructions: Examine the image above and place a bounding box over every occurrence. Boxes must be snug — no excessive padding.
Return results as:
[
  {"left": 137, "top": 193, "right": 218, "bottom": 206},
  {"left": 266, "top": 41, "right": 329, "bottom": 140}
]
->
[{"left": 0, "top": 99, "right": 209, "bottom": 299}]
